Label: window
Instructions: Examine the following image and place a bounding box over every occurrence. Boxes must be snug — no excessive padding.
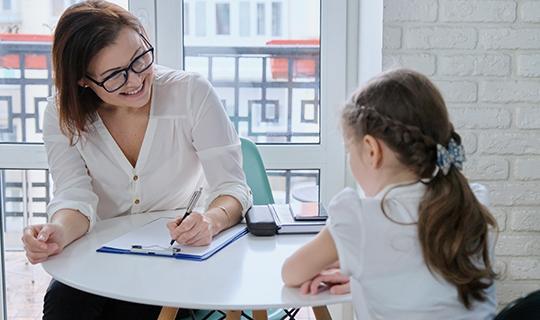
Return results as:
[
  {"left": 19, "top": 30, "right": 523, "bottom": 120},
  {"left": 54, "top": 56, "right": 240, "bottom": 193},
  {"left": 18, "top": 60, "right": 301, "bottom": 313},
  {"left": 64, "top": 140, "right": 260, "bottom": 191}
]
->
[
  {"left": 215, "top": 3, "right": 230, "bottom": 35},
  {"left": 184, "top": 2, "right": 190, "bottom": 35},
  {"left": 272, "top": 2, "right": 282, "bottom": 37},
  {"left": 3, "top": 0, "right": 11, "bottom": 10},
  {"left": 195, "top": 1, "right": 206, "bottom": 36},
  {"left": 181, "top": 0, "right": 336, "bottom": 206},
  {"left": 239, "top": 1, "right": 250, "bottom": 37},
  {"left": 256, "top": 3, "right": 265, "bottom": 36}
]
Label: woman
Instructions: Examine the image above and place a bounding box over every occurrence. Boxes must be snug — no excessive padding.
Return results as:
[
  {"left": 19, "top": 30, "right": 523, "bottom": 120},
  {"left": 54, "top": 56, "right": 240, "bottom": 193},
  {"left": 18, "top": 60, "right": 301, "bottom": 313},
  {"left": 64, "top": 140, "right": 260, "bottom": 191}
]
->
[{"left": 21, "top": 1, "right": 252, "bottom": 318}]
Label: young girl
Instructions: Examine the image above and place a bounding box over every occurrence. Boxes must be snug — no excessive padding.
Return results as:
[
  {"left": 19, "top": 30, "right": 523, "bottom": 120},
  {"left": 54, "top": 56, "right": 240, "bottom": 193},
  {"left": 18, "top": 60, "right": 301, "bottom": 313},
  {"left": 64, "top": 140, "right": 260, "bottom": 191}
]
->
[{"left": 282, "top": 69, "right": 497, "bottom": 319}]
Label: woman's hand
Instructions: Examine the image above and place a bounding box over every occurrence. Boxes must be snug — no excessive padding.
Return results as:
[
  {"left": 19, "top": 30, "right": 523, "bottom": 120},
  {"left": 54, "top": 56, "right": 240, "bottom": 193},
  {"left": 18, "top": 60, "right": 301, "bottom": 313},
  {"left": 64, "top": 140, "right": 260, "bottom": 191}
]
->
[
  {"left": 299, "top": 268, "right": 350, "bottom": 295},
  {"left": 167, "top": 212, "right": 215, "bottom": 246},
  {"left": 21, "top": 223, "right": 66, "bottom": 264}
]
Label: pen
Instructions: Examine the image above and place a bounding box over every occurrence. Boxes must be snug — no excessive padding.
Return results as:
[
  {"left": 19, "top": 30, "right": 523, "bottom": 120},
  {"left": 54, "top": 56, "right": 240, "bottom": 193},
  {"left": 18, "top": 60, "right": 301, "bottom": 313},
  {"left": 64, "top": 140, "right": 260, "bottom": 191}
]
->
[{"left": 169, "top": 187, "right": 203, "bottom": 246}]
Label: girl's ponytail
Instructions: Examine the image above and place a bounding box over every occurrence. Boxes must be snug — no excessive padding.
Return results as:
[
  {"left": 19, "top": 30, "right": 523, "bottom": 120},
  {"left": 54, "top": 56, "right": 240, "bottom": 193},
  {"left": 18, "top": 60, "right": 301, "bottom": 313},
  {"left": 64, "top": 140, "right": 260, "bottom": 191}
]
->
[{"left": 418, "top": 132, "right": 497, "bottom": 308}]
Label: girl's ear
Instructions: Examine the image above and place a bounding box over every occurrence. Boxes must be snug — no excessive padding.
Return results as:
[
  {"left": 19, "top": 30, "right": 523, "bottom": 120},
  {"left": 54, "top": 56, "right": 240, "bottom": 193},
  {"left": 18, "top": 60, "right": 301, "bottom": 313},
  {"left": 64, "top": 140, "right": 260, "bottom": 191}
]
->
[
  {"left": 78, "top": 79, "right": 89, "bottom": 88},
  {"left": 363, "top": 134, "right": 383, "bottom": 169}
]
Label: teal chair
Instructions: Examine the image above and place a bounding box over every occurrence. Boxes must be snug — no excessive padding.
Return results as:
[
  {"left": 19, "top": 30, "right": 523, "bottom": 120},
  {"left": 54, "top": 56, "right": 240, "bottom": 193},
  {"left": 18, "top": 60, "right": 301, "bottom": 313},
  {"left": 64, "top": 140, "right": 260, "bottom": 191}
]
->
[{"left": 240, "top": 137, "right": 275, "bottom": 205}]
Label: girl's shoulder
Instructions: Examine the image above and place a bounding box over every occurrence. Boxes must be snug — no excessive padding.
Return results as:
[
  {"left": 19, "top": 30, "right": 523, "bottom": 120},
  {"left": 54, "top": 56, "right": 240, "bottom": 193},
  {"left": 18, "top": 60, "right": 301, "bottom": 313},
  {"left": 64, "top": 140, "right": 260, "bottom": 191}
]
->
[
  {"left": 327, "top": 187, "right": 363, "bottom": 222},
  {"left": 470, "top": 182, "right": 490, "bottom": 207}
]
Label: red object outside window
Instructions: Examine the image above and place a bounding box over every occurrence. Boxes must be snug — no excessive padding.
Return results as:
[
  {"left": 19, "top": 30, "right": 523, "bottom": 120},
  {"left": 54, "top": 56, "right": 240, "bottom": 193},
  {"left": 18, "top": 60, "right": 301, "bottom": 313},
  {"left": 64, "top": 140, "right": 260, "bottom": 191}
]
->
[
  {"left": 0, "top": 34, "right": 53, "bottom": 70},
  {"left": 266, "top": 39, "right": 319, "bottom": 80}
]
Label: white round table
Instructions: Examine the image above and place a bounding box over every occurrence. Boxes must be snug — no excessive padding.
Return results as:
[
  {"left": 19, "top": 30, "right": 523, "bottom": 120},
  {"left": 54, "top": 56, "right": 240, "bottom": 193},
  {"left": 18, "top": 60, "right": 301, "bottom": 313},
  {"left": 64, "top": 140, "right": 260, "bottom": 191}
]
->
[{"left": 42, "top": 211, "right": 350, "bottom": 314}]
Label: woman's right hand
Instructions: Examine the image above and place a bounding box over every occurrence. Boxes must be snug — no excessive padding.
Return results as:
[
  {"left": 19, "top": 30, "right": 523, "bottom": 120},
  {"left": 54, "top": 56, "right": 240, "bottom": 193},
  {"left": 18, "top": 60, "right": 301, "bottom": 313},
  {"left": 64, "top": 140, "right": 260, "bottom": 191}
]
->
[{"left": 21, "top": 223, "right": 66, "bottom": 264}]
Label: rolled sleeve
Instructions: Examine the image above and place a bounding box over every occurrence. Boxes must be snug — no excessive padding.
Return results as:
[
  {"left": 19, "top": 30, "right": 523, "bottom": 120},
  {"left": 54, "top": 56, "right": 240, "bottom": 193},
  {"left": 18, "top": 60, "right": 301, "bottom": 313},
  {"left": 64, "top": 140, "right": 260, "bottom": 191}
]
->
[
  {"left": 190, "top": 75, "right": 253, "bottom": 215},
  {"left": 43, "top": 100, "right": 98, "bottom": 231}
]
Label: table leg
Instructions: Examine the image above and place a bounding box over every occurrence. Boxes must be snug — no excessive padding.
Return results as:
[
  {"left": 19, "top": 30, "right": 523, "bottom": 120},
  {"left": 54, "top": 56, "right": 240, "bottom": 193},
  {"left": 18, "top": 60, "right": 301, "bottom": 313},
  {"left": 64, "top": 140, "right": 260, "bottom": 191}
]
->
[
  {"left": 312, "top": 306, "right": 332, "bottom": 320},
  {"left": 252, "top": 310, "right": 268, "bottom": 320},
  {"left": 226, "top": 310, "right": 242, "bottom": 320},
  {"left": 157, "top": 307, "right": 179, "bottom": 320}
]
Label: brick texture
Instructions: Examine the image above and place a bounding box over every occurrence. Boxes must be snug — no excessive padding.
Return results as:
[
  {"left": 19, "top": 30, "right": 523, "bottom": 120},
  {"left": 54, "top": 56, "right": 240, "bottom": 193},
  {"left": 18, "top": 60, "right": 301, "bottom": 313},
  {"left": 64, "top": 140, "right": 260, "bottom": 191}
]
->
[{"left": 440, "top": 1, "right": 516, "bottom": 22}]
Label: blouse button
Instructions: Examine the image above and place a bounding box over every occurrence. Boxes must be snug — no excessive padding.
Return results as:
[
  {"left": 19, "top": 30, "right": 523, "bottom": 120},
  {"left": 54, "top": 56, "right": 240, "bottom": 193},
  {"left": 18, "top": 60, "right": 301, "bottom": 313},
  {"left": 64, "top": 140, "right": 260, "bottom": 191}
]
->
[
  {"left": 134, "top": 198, "right": 140, "bottom": 205},
  {"left": 133, "top": 175, "right": 139, "bottom": 181}
]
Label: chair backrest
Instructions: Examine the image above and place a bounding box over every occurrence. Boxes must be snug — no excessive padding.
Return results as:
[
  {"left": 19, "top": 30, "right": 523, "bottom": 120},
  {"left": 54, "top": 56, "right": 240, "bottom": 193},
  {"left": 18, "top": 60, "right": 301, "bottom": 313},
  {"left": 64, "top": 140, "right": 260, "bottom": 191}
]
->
[
  {"left": 240, "top": 137, "right": 274, "bottom": 205},
  {"left": 494, "top": 289, "right": 540, "bottom": 320}
]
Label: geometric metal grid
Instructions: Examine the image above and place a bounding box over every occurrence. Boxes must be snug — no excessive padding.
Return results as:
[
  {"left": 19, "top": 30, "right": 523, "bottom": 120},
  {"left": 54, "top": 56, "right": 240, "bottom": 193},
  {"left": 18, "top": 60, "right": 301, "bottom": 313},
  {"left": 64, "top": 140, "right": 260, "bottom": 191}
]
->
[
  {"left": 0, "top": 41, "right": 53, "bottom": 223},
  {"left": 184, "top": 46, "right": 320, "bottom": 143}
]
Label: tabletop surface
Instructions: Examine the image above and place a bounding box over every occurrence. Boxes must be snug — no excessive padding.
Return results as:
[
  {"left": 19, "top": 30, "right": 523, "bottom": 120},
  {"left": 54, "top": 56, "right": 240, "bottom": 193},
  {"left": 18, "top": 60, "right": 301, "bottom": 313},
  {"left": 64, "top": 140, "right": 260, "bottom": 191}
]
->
[{"left": 42, "top": 211, "right": 351, "bottom": 309}]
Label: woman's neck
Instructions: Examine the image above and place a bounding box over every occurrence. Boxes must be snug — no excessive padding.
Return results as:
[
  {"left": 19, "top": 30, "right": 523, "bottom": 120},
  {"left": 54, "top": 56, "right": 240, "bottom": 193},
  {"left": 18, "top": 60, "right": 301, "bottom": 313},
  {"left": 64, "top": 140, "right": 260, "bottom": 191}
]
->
[{"left": 99, "top": 100, "right": 151, "bottom": 117}]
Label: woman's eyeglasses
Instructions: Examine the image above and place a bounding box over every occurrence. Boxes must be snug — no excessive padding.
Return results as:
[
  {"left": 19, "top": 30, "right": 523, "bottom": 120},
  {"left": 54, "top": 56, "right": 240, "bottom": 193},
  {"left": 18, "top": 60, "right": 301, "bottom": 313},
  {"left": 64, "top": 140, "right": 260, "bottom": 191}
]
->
[{"left": 86, "top": 35, "right": 154, "bottom": 93}]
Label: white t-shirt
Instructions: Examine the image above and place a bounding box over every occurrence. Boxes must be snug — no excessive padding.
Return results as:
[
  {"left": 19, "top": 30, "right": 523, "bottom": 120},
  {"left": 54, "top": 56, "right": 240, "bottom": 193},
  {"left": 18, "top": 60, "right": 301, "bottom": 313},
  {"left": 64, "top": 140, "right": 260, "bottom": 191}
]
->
[
  {"left": 43, "top": 65, "right": 252, "bottom": 231},
  {"left": 327, "top": 182, "right": 496, "bottom": 320}
]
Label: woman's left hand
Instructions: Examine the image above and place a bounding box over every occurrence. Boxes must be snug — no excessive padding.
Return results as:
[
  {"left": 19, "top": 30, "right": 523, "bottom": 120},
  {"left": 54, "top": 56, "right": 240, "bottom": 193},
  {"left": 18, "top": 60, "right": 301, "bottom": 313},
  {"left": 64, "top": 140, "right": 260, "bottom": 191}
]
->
[{"left": 167, "top": 212, "right": 215, "bottom": 246}]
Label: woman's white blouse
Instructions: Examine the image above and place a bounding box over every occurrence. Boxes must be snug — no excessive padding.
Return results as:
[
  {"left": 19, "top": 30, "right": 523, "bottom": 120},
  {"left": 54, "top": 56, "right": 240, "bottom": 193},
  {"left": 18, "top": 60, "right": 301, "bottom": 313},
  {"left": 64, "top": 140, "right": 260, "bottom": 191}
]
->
[{"left": 43, "top": 65, "right": 252, "bottom": 231}]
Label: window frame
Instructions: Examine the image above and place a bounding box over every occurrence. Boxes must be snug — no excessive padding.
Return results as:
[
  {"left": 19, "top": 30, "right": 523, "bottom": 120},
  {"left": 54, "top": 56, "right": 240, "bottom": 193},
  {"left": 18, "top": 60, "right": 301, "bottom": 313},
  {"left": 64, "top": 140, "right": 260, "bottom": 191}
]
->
[{"left": 144, "top": 0, "right": 352, "bottom": 205}]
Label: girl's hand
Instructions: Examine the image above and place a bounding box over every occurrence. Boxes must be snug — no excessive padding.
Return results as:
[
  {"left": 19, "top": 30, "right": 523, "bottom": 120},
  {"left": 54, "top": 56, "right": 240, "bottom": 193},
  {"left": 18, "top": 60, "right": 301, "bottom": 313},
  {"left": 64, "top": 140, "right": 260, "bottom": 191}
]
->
[
  {"left": 167, "top": 212, "right": 215, "bottom": 246},
  {"left": 21, "top": 223, "right": 66, "bottom": 264},
  {"left": 299, "top": 269, "right": 350, "bottom": 295}
]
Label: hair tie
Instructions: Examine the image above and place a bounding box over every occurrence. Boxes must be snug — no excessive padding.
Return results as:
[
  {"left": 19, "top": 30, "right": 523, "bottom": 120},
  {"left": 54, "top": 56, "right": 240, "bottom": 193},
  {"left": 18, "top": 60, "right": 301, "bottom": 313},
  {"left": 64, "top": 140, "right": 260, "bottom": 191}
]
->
[{"left": 436, "top": 138, "right": 465, "bottom": 175}]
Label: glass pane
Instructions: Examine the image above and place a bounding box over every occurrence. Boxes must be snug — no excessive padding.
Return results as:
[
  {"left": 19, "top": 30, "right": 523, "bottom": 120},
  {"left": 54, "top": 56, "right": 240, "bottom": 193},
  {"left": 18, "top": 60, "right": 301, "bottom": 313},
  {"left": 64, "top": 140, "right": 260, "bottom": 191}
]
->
[
  {"left": 1, "top": 169, "right": 53, "bottom": 318},
  {"left": 267, "top": 169, "right": 319, "bottom": 204},
  {"left": 183, "top": 0, "right": 321, "bottom": 144},
  {"left": 0, "top": 0, "right": 128, "bottom": 143}
]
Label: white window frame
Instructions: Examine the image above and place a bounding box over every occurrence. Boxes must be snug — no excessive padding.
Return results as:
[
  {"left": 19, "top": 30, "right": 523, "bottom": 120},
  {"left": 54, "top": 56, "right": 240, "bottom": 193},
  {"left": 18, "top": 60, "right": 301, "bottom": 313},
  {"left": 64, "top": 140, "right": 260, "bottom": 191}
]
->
[{"left": 0, "top": 1, "right": 383, "bottom": 318}]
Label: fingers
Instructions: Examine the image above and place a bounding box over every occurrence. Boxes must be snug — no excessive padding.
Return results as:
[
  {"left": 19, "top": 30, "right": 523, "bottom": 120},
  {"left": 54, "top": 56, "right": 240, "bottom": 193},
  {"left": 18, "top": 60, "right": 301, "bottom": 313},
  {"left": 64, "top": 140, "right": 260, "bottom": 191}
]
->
[
  {"left": 298, "top": 272, "right": 350, "bottom": 295},
  {"left": 36, "top": 226, "right": 52, "bottom": 242},
  {"left": 21, "top": 226, "right": 48, "bottom": 252},
  {"left": 317, "top": 272, "right": 349, "bottom": 283},
  {"left": 25, "top": 243, "right": 59, "bottom": 264},
  {"left": 309, "top": 275, "right": 329, "bottom": 295},
  {"left": 171, "top": 213, "right": 212, "bottom": 245},
  {"left": 22, "top": 224, "right": 63, "bottom": 264},
  {"left": 166, "top": 218, "right": 181, "bottom": 233},
  {"left": 329, "top": 282, "right": 351, "bottom": 295},
  {"left": 300, "top": 280, "right": 312, "bottom": 295}
]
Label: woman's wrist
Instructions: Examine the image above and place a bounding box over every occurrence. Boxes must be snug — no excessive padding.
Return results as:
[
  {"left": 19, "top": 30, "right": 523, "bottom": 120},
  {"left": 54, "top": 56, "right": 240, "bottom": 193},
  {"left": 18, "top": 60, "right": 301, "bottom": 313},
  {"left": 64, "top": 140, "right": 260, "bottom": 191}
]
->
[
  {"left": 51, "top": 209, "right": 90, "bottom": 248},
  {"left": 205, "top": 207, "right": 228, "bottom": 235}
]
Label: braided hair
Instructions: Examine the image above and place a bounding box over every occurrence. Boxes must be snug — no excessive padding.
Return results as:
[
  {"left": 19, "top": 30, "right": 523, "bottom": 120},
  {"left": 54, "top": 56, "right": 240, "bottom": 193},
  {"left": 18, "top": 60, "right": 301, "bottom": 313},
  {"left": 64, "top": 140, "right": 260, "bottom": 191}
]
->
[{"left": 342, "top": 69, "right": 497, "bottom": 309}]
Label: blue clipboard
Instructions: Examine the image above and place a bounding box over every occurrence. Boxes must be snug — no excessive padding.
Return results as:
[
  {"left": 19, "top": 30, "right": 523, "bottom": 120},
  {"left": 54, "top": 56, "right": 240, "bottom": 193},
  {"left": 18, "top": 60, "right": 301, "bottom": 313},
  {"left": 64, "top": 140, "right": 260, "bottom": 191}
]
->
[{"left": 97, "top": 218, "right": 248, "bottom": 261}]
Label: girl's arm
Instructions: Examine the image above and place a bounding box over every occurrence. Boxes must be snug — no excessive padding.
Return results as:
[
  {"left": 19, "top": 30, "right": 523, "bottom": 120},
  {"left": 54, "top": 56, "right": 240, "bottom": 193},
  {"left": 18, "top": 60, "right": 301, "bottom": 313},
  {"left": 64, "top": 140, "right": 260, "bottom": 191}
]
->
[{"left": 281, "top": 227, "right": 339, "bottom": 287}]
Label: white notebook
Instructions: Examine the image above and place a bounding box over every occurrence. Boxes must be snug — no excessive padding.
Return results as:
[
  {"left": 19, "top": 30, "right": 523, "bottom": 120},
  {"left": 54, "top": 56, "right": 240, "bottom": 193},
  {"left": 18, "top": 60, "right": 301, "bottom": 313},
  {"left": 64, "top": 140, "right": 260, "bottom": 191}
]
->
[{"left": 271, "top": 204, "right": 326, "bottom": 234}]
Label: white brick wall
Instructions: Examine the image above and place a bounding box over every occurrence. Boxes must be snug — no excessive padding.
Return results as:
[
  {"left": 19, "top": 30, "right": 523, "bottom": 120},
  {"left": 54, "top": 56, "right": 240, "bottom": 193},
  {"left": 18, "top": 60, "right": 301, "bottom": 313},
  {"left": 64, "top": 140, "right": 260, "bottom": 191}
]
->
[{"left": 383, "top": 0, "right": 540, "bottom": 309}]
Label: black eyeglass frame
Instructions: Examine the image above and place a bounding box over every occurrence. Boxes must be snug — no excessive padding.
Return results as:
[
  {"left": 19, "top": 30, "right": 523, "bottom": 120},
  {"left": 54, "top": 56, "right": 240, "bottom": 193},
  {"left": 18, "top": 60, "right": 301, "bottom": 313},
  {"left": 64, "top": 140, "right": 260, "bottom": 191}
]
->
[{"left": 86, "top": 34, "right": 154, "bottom": 93}]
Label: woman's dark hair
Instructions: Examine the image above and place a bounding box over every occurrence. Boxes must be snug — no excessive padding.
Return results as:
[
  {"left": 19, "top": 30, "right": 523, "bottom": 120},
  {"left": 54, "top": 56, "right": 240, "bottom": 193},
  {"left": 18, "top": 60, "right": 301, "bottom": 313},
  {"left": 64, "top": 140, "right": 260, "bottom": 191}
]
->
[
  {"left": 52, "top": 0, "right": 145, "bottom": 144},
  {"left": 342, "top": 68, "right": 497, "bottom": 309}
]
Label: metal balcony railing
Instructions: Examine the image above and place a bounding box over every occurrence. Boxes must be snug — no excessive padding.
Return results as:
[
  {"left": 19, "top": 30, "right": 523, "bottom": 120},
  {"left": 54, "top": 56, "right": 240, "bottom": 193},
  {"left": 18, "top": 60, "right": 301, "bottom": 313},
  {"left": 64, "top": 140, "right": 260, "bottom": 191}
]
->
[{"left": 0, "top": 41, "right": 320, "bottom": 223}]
